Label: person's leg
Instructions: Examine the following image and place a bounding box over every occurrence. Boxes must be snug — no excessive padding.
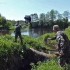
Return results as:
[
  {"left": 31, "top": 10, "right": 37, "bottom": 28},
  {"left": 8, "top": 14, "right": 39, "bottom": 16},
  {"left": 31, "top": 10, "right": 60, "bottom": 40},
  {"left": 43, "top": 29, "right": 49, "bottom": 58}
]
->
[
  {"left": 58, "top": 55, "right": 65, "bottom": 67},
  {"left": 66, "top": 59, "right": 69, "bottom": 64},
  {"left": 19, "top": 32, "right": 23, "bottom": 44},
  {"left": 65, "top": 55, "right": 70, "bottom": 64},
  {"left": 14, "top": 33, "right": 18, "bottom": 42}
]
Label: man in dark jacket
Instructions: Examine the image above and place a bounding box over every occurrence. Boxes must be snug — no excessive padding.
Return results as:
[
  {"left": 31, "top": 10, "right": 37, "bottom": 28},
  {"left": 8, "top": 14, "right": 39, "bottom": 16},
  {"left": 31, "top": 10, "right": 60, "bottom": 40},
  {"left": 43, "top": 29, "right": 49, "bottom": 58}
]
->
[
  {"left": 47, "top": 25, "right": 70, "bottom": 66},
  {"left": 14, "top": 21, "right": 23, "bottom": 44}
]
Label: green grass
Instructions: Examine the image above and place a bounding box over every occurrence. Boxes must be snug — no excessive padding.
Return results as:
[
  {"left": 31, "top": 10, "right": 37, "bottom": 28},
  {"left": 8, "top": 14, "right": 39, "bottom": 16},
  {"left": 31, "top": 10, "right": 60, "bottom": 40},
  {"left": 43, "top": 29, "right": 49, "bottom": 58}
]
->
[
  {"left": 0, "top": 26, "right": 70, "bottom": 70},
  {"left": 31, "top": 58, "right": 64, "bottom": 70},
  {"left": 30, "top": 26, "right": 70, "bottom": 70}
]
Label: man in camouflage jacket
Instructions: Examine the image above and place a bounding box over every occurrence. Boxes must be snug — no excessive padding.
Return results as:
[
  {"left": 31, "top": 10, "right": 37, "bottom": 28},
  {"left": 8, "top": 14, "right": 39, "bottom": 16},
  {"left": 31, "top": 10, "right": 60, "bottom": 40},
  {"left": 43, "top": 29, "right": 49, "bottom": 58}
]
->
[{"left": 48, "top": 25, "right": 70, "bottom": 66}]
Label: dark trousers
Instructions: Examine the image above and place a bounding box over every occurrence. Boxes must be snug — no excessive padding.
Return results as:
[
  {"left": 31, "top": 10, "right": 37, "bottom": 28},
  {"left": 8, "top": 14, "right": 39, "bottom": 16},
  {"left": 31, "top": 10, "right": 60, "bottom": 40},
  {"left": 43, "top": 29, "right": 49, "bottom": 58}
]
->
[
  {"left": 14, "top": 32, "right": 23, "bottom": 44},
  {"left": 58, "top": 55, "right": 70, "bottom": 67}
]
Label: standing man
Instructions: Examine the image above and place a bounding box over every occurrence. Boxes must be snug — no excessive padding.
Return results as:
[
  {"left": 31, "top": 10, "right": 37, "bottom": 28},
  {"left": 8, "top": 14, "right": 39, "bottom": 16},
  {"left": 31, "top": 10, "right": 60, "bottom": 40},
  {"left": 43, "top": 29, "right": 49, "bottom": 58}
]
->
[
  {"left": 47, "top": 25, "right": 70, "bottom": 66},
  {"left": 14, "top": 20, "right": 23, "bottom": 44}
]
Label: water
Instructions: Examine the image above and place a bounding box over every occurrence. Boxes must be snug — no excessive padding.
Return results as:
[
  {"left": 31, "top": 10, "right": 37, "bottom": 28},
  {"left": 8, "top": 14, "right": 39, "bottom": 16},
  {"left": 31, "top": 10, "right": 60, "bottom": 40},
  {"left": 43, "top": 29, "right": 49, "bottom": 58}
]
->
[
  {"left": 11, "top": 28, "right": 30, "bottom": 36},
  {"left": 11, "top": 28, "right": 52, "bottom": 38},
  {"left": 0, "top": 28, "right": 52, "bottom": 38}
]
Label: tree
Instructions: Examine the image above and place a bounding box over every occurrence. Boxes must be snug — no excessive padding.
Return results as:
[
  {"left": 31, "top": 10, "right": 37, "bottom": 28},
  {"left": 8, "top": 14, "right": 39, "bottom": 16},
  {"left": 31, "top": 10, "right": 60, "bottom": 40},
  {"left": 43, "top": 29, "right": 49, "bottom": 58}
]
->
[
  {"left": 55, "top": 14, "right": 63, "bottom": 28},
  {"left": 30, "top": 13, "right": 39, "bottom": 27},
  {"left": 0, "top": 14, "right": 1, "bottom": 17},
  {"left": 62, "top": 11, "right": 70, "bottom": 29},
  {"left": 39, "top": 13, "right": 45, "bottom": 27},
  {"left": 58, "top": 14, "right": 62, "bottom": 21},
  {"left": 0, "top": 14, "right": 6, "bottom": 26},
  {"left": 45, "top": 12, "right": 50, "bottom": 22},
  {"left": 4, "top": 21, "right": 12, "bottom": 29},
  {"left": 1, "top": 17, "right": 6, "bottom": 27},
  {"left": 63, "top": 11, "right": 70, "bottom": 22},
  {"left": 0, "top": 16, "right": 2, "bottom": 26},
  {"left": 0, "top": 14, "right": 12, "bottom": 29},
  {"left": 31, "top": 13, "right": 39, "bottom": 22},
  {"left": 49, "top": 9, "right": 56, "bottom": 23}
]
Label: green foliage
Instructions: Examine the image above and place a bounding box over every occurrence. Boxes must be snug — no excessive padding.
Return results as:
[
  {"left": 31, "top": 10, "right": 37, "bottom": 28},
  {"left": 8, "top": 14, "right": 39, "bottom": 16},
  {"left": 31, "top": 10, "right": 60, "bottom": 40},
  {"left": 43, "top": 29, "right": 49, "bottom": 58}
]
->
[
  {"left": 31, "top": 59, "right": 70, "bottom": 70},
  {"left": 39, "top": 13, "right": 45, "bottom": 27},
  {"left": 0, "top": 26, "right": 70, "bottom": 69},
  {"left": 4, "top": 21, "right": 12, "bottom": 29},
  {"left": 22, "top": 35, "right": 45, "bottom": 49},
  {"left": 0, "top": 34, "right": 47, "bottom": 69},
  {"left": 31, "top": 59, "right": 64, "bottom": 70},
  {"left": 64, "top": 26, "right": 70, "bottom": 40},
  {"left": 37, "top": 26, "right": 70, "bottom": 48},
  {"left": 0, "top": 14, "right": 13, "bottom": 29},
  {"left": 0, "top": 35, "right": 21, "bottom": 69},
  {"left": 37, "top": 32, "right": 56, "bottom": 48},
  {"left": 30, "top": 10, "right": 70, "bottom": 29},
  {"left": 31, "top": 26, "right": 70, "bottom": 70}
]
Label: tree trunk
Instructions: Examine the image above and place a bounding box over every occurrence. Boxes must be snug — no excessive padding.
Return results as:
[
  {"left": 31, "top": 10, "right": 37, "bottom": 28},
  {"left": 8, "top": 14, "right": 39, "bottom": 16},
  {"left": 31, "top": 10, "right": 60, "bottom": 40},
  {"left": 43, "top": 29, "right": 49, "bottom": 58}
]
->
[{"left": 29, "top": 48, "right": 56, "bottom": 58}]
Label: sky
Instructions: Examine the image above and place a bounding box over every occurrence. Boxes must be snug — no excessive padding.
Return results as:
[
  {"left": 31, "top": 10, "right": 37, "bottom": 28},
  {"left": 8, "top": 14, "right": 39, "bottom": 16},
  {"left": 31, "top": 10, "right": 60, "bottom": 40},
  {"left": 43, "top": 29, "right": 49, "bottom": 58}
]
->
[{"left": 0, "top": 0, "right": 70, "bottom": 21}]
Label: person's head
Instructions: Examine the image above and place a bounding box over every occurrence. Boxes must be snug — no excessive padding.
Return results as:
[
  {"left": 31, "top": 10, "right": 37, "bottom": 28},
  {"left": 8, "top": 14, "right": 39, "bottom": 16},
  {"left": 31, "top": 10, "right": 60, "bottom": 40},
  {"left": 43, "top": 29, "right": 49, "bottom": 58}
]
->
[
  {"left": 53, "top": 25, "right": 60, "bottom": 32},
  {"left": 17, "top": 20, "right": 19, "bottom": 24}
]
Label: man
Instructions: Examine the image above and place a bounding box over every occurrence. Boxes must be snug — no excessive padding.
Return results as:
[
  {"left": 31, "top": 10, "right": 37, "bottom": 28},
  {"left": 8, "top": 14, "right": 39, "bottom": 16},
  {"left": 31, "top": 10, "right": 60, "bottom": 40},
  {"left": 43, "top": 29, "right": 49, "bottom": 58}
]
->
[
  {"left": 14, "top": 21, "right": 23, "bottom": 44},
  {"left": 47, "top": 25, "right": 70, "bottom": 66}
]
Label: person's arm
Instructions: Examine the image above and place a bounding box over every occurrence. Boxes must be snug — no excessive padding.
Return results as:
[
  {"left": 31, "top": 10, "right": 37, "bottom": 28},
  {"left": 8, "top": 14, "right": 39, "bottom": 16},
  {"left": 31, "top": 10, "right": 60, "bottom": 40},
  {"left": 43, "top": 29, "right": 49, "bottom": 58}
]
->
[
  {"left": 47, "top": 35, "right": 56, "bottom": 40},
  {"left": 51, "top": 36, "right": 56, "bottom": 40},
  {"left": 15, "top": 24, "right": 22, "bottom": 29},
  {"left": 20, "top": 24, "right": 22, "bottom": 28},
  {"left": 15, "top": 24, "right": 18, "bottom": 28}
]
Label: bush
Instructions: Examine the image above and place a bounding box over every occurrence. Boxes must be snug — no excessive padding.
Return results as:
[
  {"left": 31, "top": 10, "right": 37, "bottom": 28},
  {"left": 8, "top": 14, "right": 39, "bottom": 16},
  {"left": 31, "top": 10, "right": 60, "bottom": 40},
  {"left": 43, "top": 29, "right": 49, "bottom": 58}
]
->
[
  {"left": 31, "top": 59, "right": 64, "bottom": 70},
  {"left": 0, "top": 35, "right": 46, "bottom": 70}
]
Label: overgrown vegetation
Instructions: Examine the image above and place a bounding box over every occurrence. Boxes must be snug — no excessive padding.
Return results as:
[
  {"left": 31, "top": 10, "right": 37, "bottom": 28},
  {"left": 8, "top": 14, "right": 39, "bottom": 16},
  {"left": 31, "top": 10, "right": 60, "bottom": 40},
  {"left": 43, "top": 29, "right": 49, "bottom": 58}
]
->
[
  {"left": 0, "top": 26, "right": 70, "bottom": 70},
  {"left": 31, "top": 26, "right": 70, "bottom": 70},
  {"left": 0, "top": 12, "right": 70, "bottom": 69},
  {"left": 0, "top": 14, "right": 26, "bottom": 30},
  {"left": 30, "top": 10, "right": 70, "bottom": 29},
  {"left": 0, "top": 14, "right": 12, "bottom": 29},
  {"left": 0, "top": 34, "right": 46, "bottom": 70},
  {"left": 31, "top": 58, "right": 64, "bottom": 70}
]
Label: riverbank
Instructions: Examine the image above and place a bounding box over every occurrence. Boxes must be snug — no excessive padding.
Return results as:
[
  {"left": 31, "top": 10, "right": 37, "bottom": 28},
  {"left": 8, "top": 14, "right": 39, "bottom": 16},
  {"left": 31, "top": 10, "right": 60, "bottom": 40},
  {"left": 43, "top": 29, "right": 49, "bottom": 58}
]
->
[
  {"left": 0, "top": 32, "right": 56, "bottom": 70},
  {"left": 0, "top": 34, "right": 46, "bottom": 70},
  {"left": 0, "top": 26, "right": 70, "bottom": 70}
]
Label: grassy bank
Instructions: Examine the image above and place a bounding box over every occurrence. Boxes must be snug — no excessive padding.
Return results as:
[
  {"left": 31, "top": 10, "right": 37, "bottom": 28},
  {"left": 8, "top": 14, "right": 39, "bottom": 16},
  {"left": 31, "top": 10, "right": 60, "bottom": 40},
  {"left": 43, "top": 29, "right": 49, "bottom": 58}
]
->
[
  {"left": 31, "top": 26, "right": 70, "bottom": 70},
  {"left": 0, "top": 34, "right": 45, "bottom": 70},
  {"left": 0, "top": 26, "right": 70, "bottom": 70}
]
